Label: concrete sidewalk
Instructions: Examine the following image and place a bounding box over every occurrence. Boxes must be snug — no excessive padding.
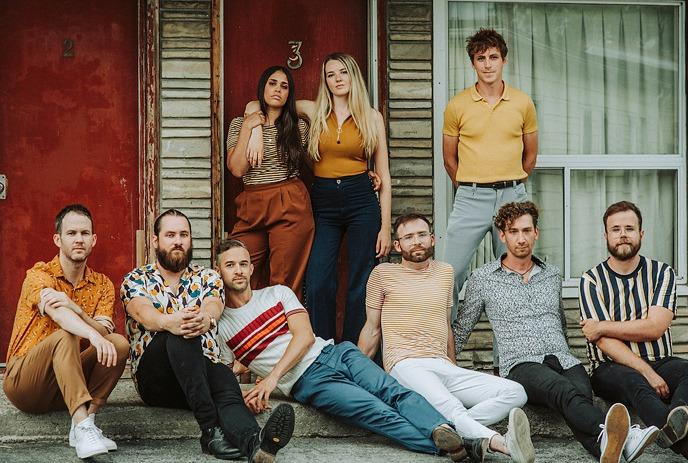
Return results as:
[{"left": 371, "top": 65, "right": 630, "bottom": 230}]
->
[
  {"left": 0, "top": 376, "right": 636, "bottom": 442},
  {"left": 0, "top": 436, "right": 684, "bottom": 463}
]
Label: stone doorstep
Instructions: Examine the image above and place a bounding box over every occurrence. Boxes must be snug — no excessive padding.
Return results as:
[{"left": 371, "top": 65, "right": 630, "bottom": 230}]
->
[{"left": 0, "top": 377, "right": 634, "bottom": 443}]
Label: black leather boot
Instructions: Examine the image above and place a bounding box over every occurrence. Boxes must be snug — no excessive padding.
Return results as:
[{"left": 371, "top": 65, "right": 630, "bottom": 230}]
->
[{"left": 201, "top": 426, "right": 243, "bottom": 460}]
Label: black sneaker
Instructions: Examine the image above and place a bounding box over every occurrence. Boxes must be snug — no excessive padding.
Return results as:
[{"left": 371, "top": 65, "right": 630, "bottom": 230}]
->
[
  {"left": 200, "top": 426, "right": 243, "bottom": 460},
  {"left": 658, "top": 406, "right": 688, "bottom": 448},
  {"left": 463, "top": 437, "right": 489, "bottom": 462},
  {"left": 251, "top": 403, "right": 295, "bottom": 463}
]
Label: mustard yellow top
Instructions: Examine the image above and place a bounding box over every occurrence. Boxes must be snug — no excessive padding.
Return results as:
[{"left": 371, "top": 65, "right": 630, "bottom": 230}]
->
[
  {"left": 314, "top": 113, "right": 367, "bottom": 178},
  {"left": 443, "top": 83, "right": 538, "bottom": 183}
]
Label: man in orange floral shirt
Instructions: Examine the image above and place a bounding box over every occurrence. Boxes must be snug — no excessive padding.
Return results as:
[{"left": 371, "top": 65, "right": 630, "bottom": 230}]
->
[{"left": 3, "top": 204, "right": 128, "bottom": 459}]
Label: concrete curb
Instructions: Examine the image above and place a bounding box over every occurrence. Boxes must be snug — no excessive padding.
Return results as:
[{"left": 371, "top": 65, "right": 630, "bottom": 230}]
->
[{"left": 0, "top": 377, "right": 632, "bottom": 443}]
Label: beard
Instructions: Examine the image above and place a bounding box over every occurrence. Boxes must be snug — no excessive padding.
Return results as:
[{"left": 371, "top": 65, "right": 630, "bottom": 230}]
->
[
  {"left": 400, "top": 245, "right": 433, "bottom": 263},
  {"left": 226, "top": 277, "right": 250, "bottom": 292},
  {"left": 156, "top": 245, "right": 193, "bottom": 272},
  {"left": 607, "top": 239, "right": 641, "bottom": 261}
]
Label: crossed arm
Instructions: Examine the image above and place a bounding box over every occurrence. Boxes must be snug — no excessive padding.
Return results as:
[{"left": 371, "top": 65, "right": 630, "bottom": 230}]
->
[
  {"left": 39, "top": 287, "right": 117, "bottom": 367},
  {"left": 579, "top": 278, "right": 674, "bottom": 397},
  {"left": 124, "top": 296, "right": 222, "bottom": 338}
]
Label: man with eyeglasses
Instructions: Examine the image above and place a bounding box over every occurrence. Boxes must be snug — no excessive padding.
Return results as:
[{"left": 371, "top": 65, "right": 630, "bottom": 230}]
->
[
  {"left": 358, "top": 213, "right": 535, "bottom": 463},
  {"left": 580, "top": 200, "right": 688, "bottom": 457}
]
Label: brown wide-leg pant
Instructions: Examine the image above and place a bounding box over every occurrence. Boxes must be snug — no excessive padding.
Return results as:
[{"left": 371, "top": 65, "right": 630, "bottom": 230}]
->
[
  {"left": 231, "top": 177, "right": 315, "bottom": 299},
  {"left": 3, "top": 329, "right": 129, "bottom": 416}
]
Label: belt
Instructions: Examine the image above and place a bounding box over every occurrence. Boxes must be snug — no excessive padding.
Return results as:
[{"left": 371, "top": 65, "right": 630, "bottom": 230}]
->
[{"left": 457, "top": 179, "right": 523, "bottom": 189}]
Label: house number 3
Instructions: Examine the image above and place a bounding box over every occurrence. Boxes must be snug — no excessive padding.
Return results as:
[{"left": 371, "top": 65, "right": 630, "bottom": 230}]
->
[{"left": 287, "top": 40, "right": 303, "bottom": 70}]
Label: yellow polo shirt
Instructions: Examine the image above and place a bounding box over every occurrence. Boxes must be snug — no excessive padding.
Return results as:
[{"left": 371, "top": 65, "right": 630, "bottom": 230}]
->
[{"left": 443, "top": 83, "right": 537, "bottom": 183}]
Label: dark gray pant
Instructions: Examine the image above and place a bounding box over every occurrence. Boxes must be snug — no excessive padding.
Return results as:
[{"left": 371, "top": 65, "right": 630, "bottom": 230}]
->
[{"left": 507, "top": 355, "right": 605, "bottom": 458}]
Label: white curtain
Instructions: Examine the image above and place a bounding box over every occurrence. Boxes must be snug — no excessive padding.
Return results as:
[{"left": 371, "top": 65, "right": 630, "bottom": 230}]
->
[{"left": 448, "top": 2, "right": 678, "bottom": 275}]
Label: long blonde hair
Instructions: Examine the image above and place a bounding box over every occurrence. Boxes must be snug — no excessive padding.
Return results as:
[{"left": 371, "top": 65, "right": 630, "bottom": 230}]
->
[{"left": 307, "top": 53, "right": 377, "bottom": 161}]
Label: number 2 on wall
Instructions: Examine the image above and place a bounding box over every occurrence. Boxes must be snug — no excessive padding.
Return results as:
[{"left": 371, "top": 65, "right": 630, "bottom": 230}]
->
[{"left": 63, "top": 38, "right": 74, "bottom": 57}]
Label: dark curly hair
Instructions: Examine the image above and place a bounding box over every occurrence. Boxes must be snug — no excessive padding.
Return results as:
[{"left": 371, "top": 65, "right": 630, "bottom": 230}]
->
[
  {"left": 466, "top": 28, "right": 508, "bottom": 63},
  {"left": 494, "top": 201, "right": 539, "bottom": 232}
]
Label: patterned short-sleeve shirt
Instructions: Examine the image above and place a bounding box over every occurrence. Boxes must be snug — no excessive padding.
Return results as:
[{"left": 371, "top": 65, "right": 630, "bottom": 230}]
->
[
  {"left": 7, "top": 255, "right": 115, "bottom": 362},
  {"left": 120, "top": 263, "right": 228, "bottom": 379}
]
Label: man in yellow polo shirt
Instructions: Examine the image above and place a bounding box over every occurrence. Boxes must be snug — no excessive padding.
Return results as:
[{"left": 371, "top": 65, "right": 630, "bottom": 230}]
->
[{"left": 442, "top": 28, "right": 538, "bottom": 320}]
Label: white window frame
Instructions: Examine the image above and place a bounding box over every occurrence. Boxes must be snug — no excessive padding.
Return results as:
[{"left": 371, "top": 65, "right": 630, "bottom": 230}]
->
[{"left": 433, "top": 0, "right": 687, "bottom": 296}]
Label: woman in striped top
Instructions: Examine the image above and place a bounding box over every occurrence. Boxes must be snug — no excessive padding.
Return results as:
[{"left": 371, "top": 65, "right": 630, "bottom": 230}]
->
[
  {"left": 244, "top": 53, "right": 392, "bottom": 345},
  {"left": 226, "top": 65, "right": 314, "bottom": 299}
]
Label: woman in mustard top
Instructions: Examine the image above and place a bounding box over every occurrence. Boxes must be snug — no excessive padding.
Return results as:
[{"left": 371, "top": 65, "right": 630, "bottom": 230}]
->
[{"left": 299, "top": 52, "right": 392, "bottom": 344}]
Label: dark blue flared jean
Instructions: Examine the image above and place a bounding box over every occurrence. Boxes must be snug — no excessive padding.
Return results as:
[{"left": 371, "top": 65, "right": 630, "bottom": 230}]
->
[{"left": 305, "top": 172, "right": 381, "bottom": 343}]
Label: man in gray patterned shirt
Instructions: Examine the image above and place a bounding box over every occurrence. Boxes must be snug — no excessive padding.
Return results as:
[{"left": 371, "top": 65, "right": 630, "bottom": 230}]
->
[{"left": 455, "top": 201, "right": 657, "bottom": 463}]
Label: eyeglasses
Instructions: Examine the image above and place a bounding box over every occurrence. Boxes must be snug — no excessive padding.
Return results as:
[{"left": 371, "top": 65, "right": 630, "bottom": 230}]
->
[{"left": 397, "top": 231, "right": 431, "bottom": 244}]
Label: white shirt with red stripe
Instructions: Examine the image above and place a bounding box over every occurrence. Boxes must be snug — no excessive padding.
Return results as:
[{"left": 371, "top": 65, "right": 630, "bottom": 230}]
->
[{"left": 217, "top": 285, "right": 332, "bottom": 396}]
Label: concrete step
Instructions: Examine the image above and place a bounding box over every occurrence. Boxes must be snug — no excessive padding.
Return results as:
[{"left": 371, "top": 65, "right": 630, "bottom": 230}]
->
[
  {"left": 1, "top": 437, "right": 684, "bottom": 463},
  {"left": 0, "top": 375, "right": 638, "bottom": 443}
]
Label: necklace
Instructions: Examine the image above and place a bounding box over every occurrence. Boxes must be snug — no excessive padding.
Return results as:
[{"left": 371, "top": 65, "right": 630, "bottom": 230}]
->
[
  {"left": 336, "top": 126, "right": 342, "bottom": 144},
  {"left": 501, "top": 261, "right": 535, "bottom": 277}
]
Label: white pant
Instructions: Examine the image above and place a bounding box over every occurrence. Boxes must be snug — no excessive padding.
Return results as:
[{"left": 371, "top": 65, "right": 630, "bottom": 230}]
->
[{"left": 390, "top": 357, "right": 527, "bottom": 439}]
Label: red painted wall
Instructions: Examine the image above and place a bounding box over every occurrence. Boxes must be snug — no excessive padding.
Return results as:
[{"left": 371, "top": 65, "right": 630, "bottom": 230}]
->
[{"left": 0, "top": 0, "right": 139, "bottom": 360}]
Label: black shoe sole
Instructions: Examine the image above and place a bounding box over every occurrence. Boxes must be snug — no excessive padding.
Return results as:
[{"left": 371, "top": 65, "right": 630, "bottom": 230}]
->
[
  {"left": 658, "top": 407, "right": 688, "bottom": 448},
  {"left": 260, "top": 403, "right": 295, "bottom": 456}
]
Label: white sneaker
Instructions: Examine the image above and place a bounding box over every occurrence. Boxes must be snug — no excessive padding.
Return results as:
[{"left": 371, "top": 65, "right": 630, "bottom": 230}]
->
[
  {"left": 505, "top": 408, "right": 535, "bottom": 463},
  {"left": 70, "top": 414, "right": 117, "bottom": 451},
  {"left": 623, "top": 425, "right": 659, "bottom": 462},
  {"left": 598, "top": 403, "right": 630, "bottom": 463},
  {"left": 72, "top": 417, "right": 108, "bottom": 459}
]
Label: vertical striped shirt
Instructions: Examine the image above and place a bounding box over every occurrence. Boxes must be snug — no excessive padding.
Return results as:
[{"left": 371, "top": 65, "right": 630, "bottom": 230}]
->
[
  {"left": 366, "top": 260, "right": 453, "bottom": 372},
  {"left": 579, "top": 256, "right": 676, "bottom": 370},
  {"left": 217, "top": 285, "right": 332, "bottom": 396}
]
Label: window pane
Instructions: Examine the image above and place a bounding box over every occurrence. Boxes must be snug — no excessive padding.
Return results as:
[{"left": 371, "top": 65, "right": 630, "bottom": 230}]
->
[
  {"left": 448, "top": 2, "right": 679, "bottom": 155},
  {"left": 465, "top": 170, "right": 564, "bottom": 272},
  {"left": 570, "top": 170, "right": 676, "bottom": 277},
  {"left": 529, "top": 169, "right": 564, "bottom": 270}
]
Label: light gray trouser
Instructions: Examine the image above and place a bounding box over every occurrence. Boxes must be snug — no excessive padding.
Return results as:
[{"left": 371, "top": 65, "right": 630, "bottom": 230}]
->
[{"left": 443, "top": 182, "right": 528, "bottom": 323}]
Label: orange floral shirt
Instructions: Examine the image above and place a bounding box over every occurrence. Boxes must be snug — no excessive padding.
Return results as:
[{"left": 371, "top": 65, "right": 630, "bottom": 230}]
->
[{"left": 6, "top": 256, "right": 115, "bottom": 362}]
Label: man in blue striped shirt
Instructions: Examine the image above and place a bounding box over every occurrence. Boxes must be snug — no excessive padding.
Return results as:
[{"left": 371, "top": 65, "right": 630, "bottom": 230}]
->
[{"left": 580, "top": 200, "right": 688, "bottom": 457}]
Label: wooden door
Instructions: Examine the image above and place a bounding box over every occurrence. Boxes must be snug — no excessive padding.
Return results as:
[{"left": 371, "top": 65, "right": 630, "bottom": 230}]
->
[
  {"left": 0, "top": 0, "right": 140, "bottom": 360},
  {"left": 223, "top": 0, "right": 368, "bottom": 340}
]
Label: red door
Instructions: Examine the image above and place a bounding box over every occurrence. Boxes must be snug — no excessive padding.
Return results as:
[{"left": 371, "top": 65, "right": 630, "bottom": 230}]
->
[
  {"left": 0, "top": 0, "right": 140, "bottom": 360},
  {"left": 223, "top": 0, "right": 368, "bottom": 229},
  {"left": 223, "top": 0, "right": 369, "bottom": 340}
]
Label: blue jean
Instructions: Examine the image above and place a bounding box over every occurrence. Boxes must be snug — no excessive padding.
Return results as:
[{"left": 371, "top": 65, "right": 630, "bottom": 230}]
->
[
  {"left": 291, "top": 342, "right": 447, "bottom": 454},
  {"left": 305, "top": 173, "right": 381, "bottom": 343}
]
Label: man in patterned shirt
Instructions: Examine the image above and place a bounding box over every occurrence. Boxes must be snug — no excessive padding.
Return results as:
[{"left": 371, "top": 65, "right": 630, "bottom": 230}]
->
[
  {"left": 121, "top": 209, "right": 294, "bottom": 462},
  {"left": 580, "top": 201, "right": 688, "bottom": 457},
  {"left": 359, "top": 213, "right": 534, "bottom": 463},
  {"left": 458, "top": 201, "right": 658, "bottom": 463},
  {"left": 3, "top": 204, "right": 128, "bottom": 459},
  {"left": 215, "top": 238, "right": 469, "bottom": 462}
]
